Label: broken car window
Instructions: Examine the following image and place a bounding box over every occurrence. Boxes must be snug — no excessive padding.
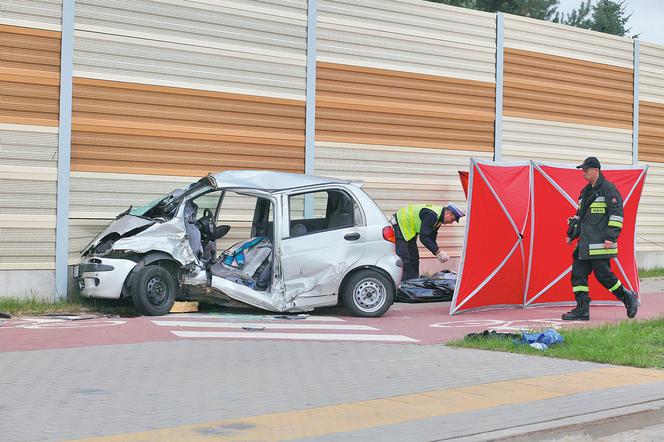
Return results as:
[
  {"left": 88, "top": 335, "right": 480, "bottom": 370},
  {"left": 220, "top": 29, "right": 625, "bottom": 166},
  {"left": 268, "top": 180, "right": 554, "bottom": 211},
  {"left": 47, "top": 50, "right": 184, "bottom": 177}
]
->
[
  {"left": 216, "top": 192, "right": 274, "bottom": 250},
  {"left": 130, "top": 177, "right": 213, "bottom": 221}
]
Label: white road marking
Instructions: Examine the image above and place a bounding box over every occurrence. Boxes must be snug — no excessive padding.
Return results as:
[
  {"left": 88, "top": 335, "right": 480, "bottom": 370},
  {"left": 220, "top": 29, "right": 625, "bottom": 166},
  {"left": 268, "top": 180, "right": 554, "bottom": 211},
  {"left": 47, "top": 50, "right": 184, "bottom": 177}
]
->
[
  {"left": 171, "top": 330, "right": 418, "bottom": 342},
  {"left": 428, "top": 318, "right": 583, "bottom": 331},
  {"left": 1, "top": 318, "right": 127, "bottom": 330},
  {"left": 166, "top": 313, "right": 345, "bottom": 322},
  {"left": 153, "top": 320, "right": 378, "bottom": 331}
]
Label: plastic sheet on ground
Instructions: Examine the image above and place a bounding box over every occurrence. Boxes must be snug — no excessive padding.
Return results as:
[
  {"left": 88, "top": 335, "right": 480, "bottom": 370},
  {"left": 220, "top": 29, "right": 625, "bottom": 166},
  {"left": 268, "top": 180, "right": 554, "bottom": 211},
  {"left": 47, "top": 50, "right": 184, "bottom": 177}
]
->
[
  {"left": 464, "top": 328, "right": 564, "bottom": 351},
  {"left": 396, "top": 271, "right": 457, "bottom": 303},
  {"left": 519, "top": 328, "right": 565, "bottom": 350}
]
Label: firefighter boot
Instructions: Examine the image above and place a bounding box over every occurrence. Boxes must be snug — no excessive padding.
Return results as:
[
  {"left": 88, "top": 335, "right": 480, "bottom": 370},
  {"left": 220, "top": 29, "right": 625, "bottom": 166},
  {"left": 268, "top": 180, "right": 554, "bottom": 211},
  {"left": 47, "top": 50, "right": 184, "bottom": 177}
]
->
[
  {"left": 562, "top": 294, "right": 590, "bottom": 321},
  {"left": 619, "top": 290, "right": 639, "bottom": 319}
]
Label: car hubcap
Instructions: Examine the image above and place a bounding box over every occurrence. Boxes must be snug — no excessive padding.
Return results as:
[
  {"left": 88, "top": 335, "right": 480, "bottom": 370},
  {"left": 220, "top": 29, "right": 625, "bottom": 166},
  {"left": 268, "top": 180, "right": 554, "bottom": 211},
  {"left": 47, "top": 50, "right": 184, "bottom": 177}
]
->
[
  {"left": 146, "top": 276, "right": 168, "bottom": 306},
  {"left": 353, "top": 278, "right": 386, "bottom": 313}
]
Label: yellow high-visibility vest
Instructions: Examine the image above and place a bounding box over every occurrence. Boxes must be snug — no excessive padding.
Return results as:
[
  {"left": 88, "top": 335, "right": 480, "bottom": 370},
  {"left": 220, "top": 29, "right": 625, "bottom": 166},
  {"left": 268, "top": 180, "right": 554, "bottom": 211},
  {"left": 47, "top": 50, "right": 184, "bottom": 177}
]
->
[{"left": 396, "top": 204, "right": 444, "bottom": 241}]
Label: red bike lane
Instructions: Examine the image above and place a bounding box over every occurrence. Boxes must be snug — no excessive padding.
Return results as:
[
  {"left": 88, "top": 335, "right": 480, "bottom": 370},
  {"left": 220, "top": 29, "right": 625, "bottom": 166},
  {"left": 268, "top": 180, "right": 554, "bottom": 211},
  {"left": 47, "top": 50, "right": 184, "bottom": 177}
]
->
[{"left": 1, "top": 292, "right": 662, "bottom": 353}]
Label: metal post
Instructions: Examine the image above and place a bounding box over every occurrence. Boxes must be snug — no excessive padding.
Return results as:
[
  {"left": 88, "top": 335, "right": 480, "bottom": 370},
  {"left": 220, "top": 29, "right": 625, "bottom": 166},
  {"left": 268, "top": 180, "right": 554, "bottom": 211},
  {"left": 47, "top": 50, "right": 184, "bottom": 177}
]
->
[
  {"left": 304, "top": 0, "right": 317, "bottom": 217},
  {"left": 494, "top": 12, "right": 504, "bottom": 162},
  {"left": 632, "top": 39, "right": 640, "bottom": 165},
  {"left": 55, "top": 0, "right": 75, "bottom": 300}
]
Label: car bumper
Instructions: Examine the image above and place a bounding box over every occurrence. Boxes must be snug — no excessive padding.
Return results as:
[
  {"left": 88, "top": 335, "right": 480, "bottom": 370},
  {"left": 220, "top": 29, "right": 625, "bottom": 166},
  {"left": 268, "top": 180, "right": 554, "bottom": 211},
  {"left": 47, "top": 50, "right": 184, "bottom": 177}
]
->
[
  {"left": 75, "top": 257, "right": 137, "bottom": 299},
  {"left": 375, "top": 254, "right": 403, "bottom": 288}
]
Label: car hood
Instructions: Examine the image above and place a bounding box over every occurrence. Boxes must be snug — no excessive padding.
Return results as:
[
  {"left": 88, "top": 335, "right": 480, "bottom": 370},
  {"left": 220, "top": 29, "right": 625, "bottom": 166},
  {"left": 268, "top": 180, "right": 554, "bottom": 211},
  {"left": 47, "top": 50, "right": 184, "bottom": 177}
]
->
[
  {"left": 82, "top": 212, "right": 198, "bottom": 265},
  {"left": 82, "top": 215, "right": 155, "bottom": 256}
]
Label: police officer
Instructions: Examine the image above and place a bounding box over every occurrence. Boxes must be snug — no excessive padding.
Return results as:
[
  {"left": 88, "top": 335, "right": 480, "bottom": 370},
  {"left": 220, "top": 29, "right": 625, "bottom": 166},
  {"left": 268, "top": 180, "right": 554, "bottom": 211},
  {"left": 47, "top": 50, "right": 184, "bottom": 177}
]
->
[
  {"left": 563, "top": 157, "right": 638, "bottom": 320},
  {"left": 393, "top": 203, "right": 465, "bottom": 281}
]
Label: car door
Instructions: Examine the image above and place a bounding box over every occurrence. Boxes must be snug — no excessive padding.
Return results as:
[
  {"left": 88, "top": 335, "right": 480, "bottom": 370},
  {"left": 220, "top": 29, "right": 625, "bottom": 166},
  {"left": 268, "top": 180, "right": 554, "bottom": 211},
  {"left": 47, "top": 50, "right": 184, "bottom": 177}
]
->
[
  {"left": 207, "top": 191, "right": 290, "bottom": 311},
  {"left": 280, "top": 187, "right": 367, "bottom": 307}
]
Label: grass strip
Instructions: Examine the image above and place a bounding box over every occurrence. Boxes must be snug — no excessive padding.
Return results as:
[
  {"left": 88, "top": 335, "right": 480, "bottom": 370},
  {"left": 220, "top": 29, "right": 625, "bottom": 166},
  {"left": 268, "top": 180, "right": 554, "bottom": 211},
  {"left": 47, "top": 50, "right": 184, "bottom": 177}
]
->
[{"left": 448, "top": 317, "right": 664, "bottom": 369}]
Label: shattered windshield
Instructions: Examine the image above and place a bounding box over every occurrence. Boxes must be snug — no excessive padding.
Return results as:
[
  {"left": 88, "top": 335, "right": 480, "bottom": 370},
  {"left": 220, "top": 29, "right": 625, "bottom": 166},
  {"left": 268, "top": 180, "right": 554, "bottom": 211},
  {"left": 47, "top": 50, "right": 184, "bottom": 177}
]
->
[
  {"left": 129, "top": 198, "right": 163, "bottom": 217},
  {"left": 127, "top": 177, "right": 214, "bottom": 220}
]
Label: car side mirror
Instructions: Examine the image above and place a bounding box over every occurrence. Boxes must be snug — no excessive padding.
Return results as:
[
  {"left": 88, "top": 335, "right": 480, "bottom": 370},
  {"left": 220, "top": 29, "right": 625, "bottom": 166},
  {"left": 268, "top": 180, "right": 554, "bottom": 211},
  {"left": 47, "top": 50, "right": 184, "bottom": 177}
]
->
[{"left": 213, "top": 225, "right": 230, "bottom": 240}]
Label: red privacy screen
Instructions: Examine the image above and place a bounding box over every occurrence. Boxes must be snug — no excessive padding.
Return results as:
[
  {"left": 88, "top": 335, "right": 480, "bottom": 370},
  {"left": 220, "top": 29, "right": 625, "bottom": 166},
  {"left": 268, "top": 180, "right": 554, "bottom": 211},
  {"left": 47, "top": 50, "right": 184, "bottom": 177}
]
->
[{"left": 451, "top": 159, "right": 647, "bottom": 315}]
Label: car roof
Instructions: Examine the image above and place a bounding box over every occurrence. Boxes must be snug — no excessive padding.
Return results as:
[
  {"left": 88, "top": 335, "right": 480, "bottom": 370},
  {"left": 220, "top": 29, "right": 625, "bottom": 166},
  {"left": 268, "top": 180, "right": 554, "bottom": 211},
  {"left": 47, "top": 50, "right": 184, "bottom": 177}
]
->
[{"left": 208, "top": 170, "right": 358, "bottom": 192}]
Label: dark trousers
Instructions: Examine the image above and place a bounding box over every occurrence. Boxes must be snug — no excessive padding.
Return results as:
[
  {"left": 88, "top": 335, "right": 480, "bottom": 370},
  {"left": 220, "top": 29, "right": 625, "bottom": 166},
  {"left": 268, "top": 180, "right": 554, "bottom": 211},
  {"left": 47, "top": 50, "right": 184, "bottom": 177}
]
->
[
  {"left": 395, "top": 225, "right": 420, "bottom": 281},
  {"left": 571, "top": 249, "right": 624, "bottom": 300}
]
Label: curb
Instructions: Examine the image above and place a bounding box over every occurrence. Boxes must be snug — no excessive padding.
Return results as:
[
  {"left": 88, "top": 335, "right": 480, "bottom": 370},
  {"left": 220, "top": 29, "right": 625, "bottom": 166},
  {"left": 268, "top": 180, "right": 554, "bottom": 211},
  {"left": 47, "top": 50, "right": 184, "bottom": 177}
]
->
[{"left": 454, "top": 399, "right": 664, "bottom": 441}]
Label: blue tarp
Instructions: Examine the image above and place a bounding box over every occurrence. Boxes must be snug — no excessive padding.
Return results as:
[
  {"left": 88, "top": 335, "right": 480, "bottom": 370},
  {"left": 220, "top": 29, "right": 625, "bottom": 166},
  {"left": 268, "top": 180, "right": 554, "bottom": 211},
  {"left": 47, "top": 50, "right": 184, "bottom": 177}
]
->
[{"left": 518, "top": 328, "right": 564, "bottom": 350}]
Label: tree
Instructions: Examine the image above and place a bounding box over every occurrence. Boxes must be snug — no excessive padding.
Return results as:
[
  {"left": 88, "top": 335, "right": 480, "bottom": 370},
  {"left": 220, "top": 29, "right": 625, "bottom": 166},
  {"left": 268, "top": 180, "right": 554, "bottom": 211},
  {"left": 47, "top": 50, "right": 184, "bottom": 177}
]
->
[
  {"left": 554, "top": 0, "right": 592, "bottom": 28},
  {"left": 432, "top": 0, "right": 559, "bottom": 20},
  {"left": 432, "top": 0, "right": 635, "bottom": 37},
  {"left": 588, "top": 0, "right": 631, "bottom": 36}
]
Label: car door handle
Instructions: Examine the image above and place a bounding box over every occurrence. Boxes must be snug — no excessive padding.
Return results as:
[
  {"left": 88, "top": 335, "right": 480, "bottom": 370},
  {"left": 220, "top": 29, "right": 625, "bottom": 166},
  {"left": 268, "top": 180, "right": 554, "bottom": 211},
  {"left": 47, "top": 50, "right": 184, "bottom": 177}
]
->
[{"left": 344, "top": 233, "right": 361, "bottom": 241}]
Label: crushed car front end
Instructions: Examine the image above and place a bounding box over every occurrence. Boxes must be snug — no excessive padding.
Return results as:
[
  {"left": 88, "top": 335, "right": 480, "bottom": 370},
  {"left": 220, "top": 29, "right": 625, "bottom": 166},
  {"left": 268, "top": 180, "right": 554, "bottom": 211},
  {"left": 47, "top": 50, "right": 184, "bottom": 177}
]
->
[{"left": 75, "top": 177, "right": 214, "bottom": 301}]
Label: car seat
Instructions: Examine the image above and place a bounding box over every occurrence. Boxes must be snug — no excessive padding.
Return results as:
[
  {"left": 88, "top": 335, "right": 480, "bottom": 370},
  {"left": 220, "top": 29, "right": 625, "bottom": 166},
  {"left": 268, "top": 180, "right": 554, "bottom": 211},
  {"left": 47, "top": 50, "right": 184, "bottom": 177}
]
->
[
  {"left": 328, "top": 193, "right": 354, "bottom": 229},
  {"left": 291, "top": 223, "right": 308, "bottom": 236},
  {"left": 183, "top": 200, "right": 203, "bottom": 259}
]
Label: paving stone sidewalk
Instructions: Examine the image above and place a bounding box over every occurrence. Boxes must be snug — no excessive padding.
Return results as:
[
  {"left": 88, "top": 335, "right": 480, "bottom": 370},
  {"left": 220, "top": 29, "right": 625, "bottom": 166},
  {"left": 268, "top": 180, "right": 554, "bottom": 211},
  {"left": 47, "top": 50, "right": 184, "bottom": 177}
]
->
[{"left": 1, "top": 340, "right": 663, "bottom": 441}]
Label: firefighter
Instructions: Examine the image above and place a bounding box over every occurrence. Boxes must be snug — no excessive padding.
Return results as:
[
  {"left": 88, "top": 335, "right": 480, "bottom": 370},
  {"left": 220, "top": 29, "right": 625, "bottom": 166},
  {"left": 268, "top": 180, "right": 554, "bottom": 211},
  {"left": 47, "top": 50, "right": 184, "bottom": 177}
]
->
[
  {"left": 393, "top": 203, "right": 465, "bottom": 281},
  {"left": 563, "top": 157, "right": 638, "bottom": 321}
]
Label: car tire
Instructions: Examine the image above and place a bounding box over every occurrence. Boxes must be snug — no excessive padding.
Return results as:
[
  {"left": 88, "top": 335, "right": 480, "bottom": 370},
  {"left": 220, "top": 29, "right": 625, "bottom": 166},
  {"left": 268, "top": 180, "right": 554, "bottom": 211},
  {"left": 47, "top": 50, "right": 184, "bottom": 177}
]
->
[
  {"left": 131, "top": 265, "right": 176, "bottom": 316},
  {"left": 342, "top": 269, "right": 394, "bottom": 318}
]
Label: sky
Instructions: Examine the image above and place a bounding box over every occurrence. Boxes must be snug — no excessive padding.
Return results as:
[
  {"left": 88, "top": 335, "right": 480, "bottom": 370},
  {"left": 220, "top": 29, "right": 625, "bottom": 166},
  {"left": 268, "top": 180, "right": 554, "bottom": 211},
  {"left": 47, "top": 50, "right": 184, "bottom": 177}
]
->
[{"left": 556, "top": 0, "right": 664, "bottom": 44}]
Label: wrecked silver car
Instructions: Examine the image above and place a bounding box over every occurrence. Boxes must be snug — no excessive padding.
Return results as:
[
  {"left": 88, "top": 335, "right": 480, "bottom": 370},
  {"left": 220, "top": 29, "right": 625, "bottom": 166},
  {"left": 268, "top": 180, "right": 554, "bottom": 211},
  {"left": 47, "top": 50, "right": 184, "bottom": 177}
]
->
[{"left": 75, "top": 171, "right": 403, "bottom": 317}]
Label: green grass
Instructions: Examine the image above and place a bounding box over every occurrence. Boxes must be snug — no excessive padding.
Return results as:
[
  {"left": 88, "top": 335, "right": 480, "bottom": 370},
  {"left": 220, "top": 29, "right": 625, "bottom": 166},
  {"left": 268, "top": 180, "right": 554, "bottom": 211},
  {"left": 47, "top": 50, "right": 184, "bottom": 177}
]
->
[
  {"left": 448, "top": 317, "right": 664, "bottom": 369},
  {"left": 639, "top": 268, "right": 664, "bottom": 279},
  {"left": 0, "top": 296, "right": 86, "bottom": 316},
  {"left": 0, "top": 295, "right": 137, "bottom": 317}
]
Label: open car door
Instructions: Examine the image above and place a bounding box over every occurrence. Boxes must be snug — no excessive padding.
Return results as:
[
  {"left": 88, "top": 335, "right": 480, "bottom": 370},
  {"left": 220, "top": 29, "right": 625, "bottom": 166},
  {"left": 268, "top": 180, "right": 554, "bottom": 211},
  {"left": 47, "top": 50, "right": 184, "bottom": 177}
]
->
[{"left": 208, "top": 192, "right": 294, "bottom": 311}]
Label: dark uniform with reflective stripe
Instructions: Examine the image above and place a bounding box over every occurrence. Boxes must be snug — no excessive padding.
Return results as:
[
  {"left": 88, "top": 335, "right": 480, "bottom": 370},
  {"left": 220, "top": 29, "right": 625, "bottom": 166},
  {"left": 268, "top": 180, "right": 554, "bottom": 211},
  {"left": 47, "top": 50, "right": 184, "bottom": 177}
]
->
[
  {"left": 571, "top": 173, "right": 626, "bottom": 299},
  {"left": 394, "top": 205, "right": 444, "bottom": 281}
]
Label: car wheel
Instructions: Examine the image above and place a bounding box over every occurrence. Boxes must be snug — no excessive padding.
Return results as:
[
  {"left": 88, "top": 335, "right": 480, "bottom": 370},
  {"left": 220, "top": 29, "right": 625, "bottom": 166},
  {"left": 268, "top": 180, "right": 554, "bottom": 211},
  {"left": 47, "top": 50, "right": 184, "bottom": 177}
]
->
[
  {"left": 131, "top": 265, "right": 176, "bottom": 316},
  {"left": 342, "top": 270, "right": 394, "bottom": 317}
]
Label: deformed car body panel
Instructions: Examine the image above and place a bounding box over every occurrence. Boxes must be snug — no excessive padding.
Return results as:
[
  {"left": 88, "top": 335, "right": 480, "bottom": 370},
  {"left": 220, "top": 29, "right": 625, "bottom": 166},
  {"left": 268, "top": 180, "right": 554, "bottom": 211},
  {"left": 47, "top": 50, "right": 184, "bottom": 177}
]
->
[
  {"left": 82, "top": 215, "right": 155, "bottom": 256},
  {"left": 280, "top": 226, "right": 367, "bottom": 301},
  {"left": 110, "top": 215, "right": 198, "bottom": 265},
  {"left": 210, "top": 275, "right": 293, "bottom": 312}
]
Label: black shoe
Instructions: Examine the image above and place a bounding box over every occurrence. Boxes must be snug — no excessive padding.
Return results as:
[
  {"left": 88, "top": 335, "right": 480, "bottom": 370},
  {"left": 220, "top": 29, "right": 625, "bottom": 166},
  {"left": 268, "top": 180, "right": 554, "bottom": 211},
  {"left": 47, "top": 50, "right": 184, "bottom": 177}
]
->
[
  {"left": 622, "top": 290, "right": 639, "bottom": 319},
  {"left": 562, "top": 307, "right": 589, "bottom": 321},
  {"left": 562, "top": 297, "right": 590, "bottom": 321}
]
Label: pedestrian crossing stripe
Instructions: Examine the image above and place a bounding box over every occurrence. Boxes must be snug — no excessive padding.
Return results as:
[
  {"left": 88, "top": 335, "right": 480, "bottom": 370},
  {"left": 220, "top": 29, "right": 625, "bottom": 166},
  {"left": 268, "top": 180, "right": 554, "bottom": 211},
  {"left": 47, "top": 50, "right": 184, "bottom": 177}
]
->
[
  {"left": 152, "top": 318, "right": 418, "bottom": 343},
  {"left": 152, "top": 320, "right": 377, "bottom": 331},
  {"left": 165, "top": 313, "right": 345, "bottom": 322},
  {"left": 170, "top": 330, "right": 418, "bottom": 342}
]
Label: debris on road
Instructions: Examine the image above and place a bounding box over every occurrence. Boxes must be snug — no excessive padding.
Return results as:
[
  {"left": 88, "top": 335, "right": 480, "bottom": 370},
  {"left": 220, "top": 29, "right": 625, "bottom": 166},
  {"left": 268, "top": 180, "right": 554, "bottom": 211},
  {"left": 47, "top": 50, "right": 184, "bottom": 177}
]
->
[
  {"left": 242, "top": 325, "right": 266, "bottom": 331},
  {"left": 273, "top": 314, "right": 310, "bottom": 320},
  {"left": 0, "top": 312, "right": 11, "bottom": 319},
  {"left": 170, "top": 301, "right": 199, "bottom": 313},
  {"left": 41, "top": 314, "right": 119, "bottom": 321},
  {"left": 42, "top": 314, "right": 103, "bottom": 320}
]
